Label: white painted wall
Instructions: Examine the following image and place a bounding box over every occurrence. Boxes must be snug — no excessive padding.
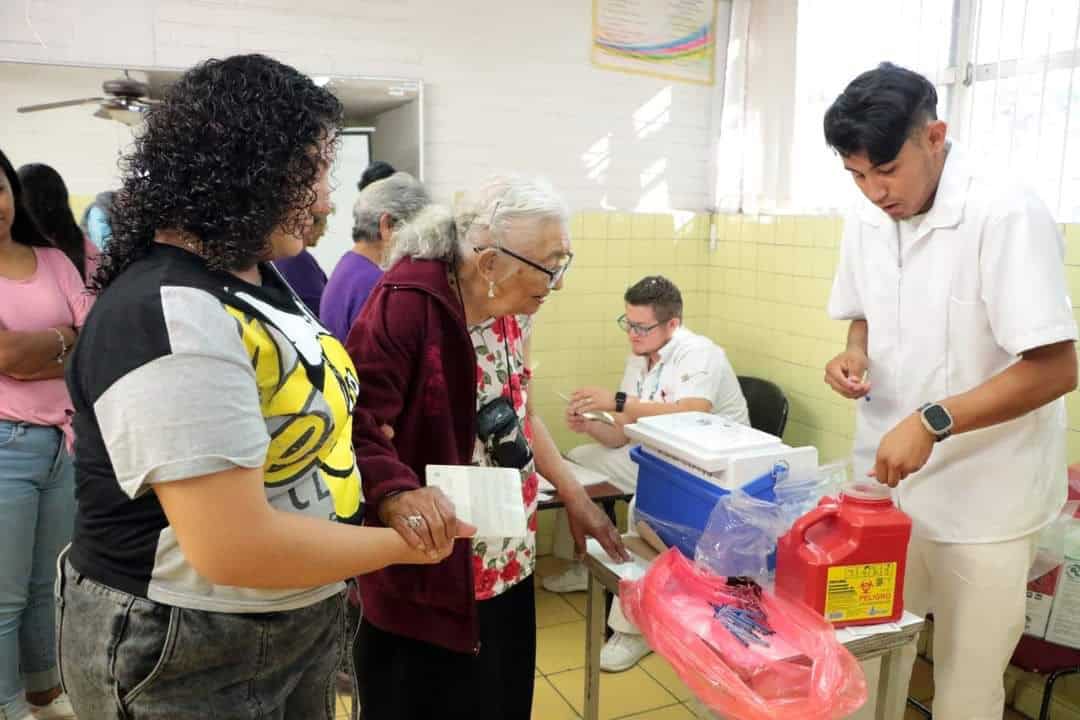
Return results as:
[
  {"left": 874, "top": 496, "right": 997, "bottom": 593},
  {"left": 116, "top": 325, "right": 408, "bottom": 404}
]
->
[
  {"left": 1, "top": 0, "right": 730, "bottom": 211},
  {"left": 0, "top": 64, "right": 135, "bottom": 199},
  {"left": 371, "top": 103, "right": 420, "bottom": 181}
]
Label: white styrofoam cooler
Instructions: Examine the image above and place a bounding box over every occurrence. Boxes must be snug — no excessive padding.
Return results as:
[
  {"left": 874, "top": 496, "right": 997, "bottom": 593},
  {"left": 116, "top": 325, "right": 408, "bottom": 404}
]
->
[{"left": 624, "top": 411, "right": 818, "bottom": 490}]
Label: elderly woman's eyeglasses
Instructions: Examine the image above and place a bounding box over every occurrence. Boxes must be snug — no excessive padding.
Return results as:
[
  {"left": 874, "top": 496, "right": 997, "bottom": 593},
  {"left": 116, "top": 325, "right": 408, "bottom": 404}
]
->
[
  {"left": 474, "top": 246, "right": 574, "bottom": 289},
  {"left": 617, "top": 314, "right": 662, "bottom": 337}
]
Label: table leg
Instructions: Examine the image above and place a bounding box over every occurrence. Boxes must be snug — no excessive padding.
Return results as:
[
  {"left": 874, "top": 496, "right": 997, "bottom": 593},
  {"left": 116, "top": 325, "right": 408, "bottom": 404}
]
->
[
  {"left": 584, "top": 571, "right": 605, "bottom": 720},
  {"left": 601, "top": 498, "right": 618, "bottom": 526},
  {"left": 876, "top": 643, "right": 913, "bottom": 720}
]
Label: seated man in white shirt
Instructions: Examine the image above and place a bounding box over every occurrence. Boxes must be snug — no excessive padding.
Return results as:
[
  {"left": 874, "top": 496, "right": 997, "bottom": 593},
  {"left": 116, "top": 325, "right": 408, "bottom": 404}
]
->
[{"left": 543, "top": 275, "right": 749, "bottom": 672}]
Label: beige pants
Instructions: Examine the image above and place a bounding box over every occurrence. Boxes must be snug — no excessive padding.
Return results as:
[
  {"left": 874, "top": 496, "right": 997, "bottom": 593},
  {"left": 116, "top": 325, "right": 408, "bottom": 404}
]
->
[
  {"left": 885, "top": 532, "right": 1037, "bottom": 720},
  {"left": 554, "top": 443, "right": 641, "bottom": 635},
  {"left": 552, "top": 443, "right": 638, "bottom": 560}
]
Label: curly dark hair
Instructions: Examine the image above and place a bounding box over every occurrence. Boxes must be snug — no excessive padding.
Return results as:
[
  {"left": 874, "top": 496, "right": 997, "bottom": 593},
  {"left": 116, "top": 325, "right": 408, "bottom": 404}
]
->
[
  {"left": 94, "top": 54, "right": 343, "bottom": 290},
  {"left": 624, "top": 275, "right": 683, "bottom": 321},
  {"left": 17, "top": 163, "right": 88, "bottom": 281},
  {"left": 0, "top": 148, "right": 52, "bottom": 250}
]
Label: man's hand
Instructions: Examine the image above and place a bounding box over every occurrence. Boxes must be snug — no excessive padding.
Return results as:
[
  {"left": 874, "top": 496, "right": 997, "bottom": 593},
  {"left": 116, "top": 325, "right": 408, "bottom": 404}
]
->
[
  {"left": 565, "top": 404, "right": 589, "bottom": 434},
  {"left": 570, "top": 387, "right": 617, "bottom": 414},
  {"left": 870, "top": 413, "right": 935, "bottom": 488},
  {"left": 825, "top": 349, "right": 871, "bottom": 399}
]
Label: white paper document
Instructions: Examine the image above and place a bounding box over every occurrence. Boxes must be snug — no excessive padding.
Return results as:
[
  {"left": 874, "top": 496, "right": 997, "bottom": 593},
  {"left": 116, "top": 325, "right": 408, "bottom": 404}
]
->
[{"left": 426, "top": 465, "right": 528, "bottom": 538}]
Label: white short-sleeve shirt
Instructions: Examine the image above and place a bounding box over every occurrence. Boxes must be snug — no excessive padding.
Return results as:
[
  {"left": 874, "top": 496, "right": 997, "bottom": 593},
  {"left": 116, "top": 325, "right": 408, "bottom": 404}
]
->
[
  {"left": 829, "top": 141, "right": 1078, "bottom": 543},
  {"left": 619, "top": 326, "right": 750, "bottom": 426}
]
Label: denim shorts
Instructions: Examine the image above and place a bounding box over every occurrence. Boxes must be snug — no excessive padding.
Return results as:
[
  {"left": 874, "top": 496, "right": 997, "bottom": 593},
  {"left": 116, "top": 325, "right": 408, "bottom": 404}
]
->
[{"left": 56, "top": 554, "right": 354, "bottom": 719}]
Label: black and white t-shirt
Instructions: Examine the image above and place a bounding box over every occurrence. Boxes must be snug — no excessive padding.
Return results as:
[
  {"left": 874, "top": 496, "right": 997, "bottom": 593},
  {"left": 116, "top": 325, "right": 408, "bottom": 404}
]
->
[{"left": 67, "top": 244, "right": 361, "bottom": 613}]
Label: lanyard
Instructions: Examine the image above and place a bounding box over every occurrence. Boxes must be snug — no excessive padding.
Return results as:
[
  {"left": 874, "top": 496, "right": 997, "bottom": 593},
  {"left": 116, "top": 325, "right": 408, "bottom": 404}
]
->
[{"left": 637, "top": 360, "right": 665, "bottom": 401}]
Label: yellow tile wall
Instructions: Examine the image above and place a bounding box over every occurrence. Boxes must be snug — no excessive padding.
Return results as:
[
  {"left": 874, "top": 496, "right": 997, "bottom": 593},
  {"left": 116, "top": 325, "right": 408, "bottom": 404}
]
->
[{"left": 532, "top": 211, "right": 1080, "bottom": 551}]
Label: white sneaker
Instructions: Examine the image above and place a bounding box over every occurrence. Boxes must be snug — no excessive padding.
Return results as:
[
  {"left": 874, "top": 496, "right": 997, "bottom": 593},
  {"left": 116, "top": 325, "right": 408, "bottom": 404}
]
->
[
  {"left": 541, "top": 564, "right": 588, "bottom": 593},
  {"left": 600, "top": 632, "right": 651, "bottom": 672},
  {"left": 29, "top": 694, "right": 75, "bottom": 720}
]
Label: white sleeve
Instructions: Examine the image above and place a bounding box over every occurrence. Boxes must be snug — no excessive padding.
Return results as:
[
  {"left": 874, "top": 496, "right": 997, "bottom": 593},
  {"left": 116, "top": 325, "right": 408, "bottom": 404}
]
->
[
  {"left": 827, "top": 217, "right": 865, "bottom": 321},
  {"left": 669, "top": 342, "right": 749, "bottom": 422},
  {"left": 981, "top": 190, "right": 1078, "bottom": 356}
]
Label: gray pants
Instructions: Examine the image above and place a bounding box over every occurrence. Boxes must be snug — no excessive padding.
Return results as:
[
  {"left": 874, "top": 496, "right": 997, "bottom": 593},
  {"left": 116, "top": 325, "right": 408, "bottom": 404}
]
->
[{"left": 56, "top": 557, "right": 350, "bottom": 719}]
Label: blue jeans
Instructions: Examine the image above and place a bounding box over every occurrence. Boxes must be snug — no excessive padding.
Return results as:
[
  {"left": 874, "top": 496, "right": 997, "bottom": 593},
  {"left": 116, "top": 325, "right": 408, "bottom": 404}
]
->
[
  {"left": 0, "top": 422, "right": 75, "bottom": 719},
  {"left": 57, "top": 556, "right": 353, "bottom": 719}
]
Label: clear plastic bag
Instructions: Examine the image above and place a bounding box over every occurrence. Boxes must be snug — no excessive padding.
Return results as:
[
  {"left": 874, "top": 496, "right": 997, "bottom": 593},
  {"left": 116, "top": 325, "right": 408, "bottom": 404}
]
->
[
  {"left": 1029, "top": 500, "right": 1080, "bottom": 582},
  {"left": 620, "top": 549, "right": 867, "bottom": 720},
  {"left": 773, "top": 461, "right": 848, "bottom": 527},
  {"left": 694, "top": 490, "right": 788, "bottom": 584},
  {"left": 634, "top": 506, "right": 710, "bottom": 559}
]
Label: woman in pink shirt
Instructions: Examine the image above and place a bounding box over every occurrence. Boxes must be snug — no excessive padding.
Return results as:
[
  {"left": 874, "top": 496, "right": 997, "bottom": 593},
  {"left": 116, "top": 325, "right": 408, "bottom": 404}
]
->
[
  {"left": 17, "top": 164, "right": 100, "bottom": 285},
  {"left": 0, "top": 148, "right": 91, "bottom": 720}
]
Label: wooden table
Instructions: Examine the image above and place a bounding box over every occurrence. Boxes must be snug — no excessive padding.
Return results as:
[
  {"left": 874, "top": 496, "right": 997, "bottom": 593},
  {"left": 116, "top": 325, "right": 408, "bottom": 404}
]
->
[
  {"left": 582, "top": 542, "right": 925, "bottom": 720},
  {"left": 538, "top": 481, "right": 633, "bottom": 524}
]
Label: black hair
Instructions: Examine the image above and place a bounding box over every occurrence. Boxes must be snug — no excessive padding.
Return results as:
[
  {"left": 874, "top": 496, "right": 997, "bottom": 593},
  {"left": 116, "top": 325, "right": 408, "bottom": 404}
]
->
[
  {"left": 625, "top": 275, "right": 683, "bottom": 322},
  {"left": 0, "top": 149, "right": 52, "bottom": 251},
  {"left": 95, "top": 53, "right": 344, "bottom": 291},
  {"left": 79, "top": 190, "right": 116, "bottom": 232},
  {"left": 18, "top": 163, "right": 88, "bottom": 280},
  {"left": 357, "top": 161, "right": 396, "bottom": 192},
  {"left": 824, "top": 62, "right": 938, "bottom": 166}
]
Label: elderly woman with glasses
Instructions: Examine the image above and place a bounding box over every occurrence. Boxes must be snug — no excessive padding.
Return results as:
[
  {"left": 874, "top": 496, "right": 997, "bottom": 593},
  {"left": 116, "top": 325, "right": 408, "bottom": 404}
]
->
[{"left": 346, "top": 175, "right": 629, "bottom": 720}]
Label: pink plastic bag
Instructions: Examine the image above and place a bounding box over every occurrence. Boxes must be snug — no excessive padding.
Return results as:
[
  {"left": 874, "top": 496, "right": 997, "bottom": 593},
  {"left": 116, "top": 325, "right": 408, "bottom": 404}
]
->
[{"left": 620, "top": 549, "right": 867, "bottom": 720}]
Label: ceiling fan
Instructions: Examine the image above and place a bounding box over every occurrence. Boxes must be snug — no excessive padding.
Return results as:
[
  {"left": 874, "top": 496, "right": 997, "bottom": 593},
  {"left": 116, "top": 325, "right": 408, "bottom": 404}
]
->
[{"left": 16, "top": 71, "right": 158, "bottom": 126}]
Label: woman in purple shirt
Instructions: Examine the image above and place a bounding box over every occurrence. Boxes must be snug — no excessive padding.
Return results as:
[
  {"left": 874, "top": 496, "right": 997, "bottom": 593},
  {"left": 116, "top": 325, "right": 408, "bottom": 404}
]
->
[
  {"left": 272, "top": 211, "right": 328, "bottom": 317},
  {"left": 320, "top": 172, "right": 429, "bottom": 341}
]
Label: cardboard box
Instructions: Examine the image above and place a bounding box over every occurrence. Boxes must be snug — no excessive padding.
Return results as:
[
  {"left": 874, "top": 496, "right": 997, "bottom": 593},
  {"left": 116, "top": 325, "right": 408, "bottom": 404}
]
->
[
  {"left": 1025, "top": 565, "right": 1061, "bottom": 638},
  {"left": 1046, "top": 557, "right": 1080, "bottom": 649}
]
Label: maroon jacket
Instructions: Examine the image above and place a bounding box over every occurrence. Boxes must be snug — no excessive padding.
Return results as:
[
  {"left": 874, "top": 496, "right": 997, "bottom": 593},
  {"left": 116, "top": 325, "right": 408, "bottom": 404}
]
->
[{"left": 345, "top": 257, "right": 480, "bottom": 654}]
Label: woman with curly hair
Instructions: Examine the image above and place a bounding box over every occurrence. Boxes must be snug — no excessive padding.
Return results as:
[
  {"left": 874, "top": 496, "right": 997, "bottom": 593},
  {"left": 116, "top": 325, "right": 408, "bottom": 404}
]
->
[
  {"left": 17, "top": 163, "right": 100, "bottom": 284},
  {"left": 0, "top": 146, "right": 90, "bottom": 720},
  {"left": 58, "top": 54, "right": 471, "bottom": 720}
]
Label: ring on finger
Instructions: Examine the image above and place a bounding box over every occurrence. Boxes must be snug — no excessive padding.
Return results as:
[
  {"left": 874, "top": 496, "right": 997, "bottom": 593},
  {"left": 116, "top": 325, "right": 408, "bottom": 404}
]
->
[{"left": 405, "top": 514, "right": 425, "bottom": 530}]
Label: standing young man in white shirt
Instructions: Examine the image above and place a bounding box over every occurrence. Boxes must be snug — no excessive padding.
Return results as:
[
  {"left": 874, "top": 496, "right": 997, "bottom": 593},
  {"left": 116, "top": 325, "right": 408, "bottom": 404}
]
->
[
  {"left": 543, "top": 276, "right": 749, "bottom": 671},
  {"left": 824, "top": 62, "right": 1078, "bottom": 720}
]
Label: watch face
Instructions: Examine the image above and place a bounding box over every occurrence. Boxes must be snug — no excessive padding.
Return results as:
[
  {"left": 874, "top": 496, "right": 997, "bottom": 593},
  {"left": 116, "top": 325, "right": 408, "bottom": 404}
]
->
[{"left": 923, "top": 404, "right": 951, "bottom": 432}]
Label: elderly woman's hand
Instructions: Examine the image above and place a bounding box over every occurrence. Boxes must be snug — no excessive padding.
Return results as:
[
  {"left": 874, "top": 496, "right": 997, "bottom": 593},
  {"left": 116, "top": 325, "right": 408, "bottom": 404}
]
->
[
  {"left": 564, "top": 490, "right": 631, "bottom": 564},
  {"left": 379, "top": 487, "right": 472, "bottom": 561}
]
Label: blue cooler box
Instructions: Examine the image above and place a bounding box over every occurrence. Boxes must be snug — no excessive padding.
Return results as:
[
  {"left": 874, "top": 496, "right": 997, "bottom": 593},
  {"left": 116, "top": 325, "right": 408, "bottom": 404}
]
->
[{"left": 630, "top": 445, "right": 778, "bottom": 559}]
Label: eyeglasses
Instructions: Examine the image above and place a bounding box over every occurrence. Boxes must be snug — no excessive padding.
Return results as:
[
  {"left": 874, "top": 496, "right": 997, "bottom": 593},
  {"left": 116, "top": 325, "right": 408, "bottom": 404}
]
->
[
  {"left": 617, "top": 314, "right": 662, "bottom": 337},
  {"left": 474, "top": 246, "right": 574, "bottom": 289},
  {"left": 476, "top": 198, "right": 573, "bottom": 289}
]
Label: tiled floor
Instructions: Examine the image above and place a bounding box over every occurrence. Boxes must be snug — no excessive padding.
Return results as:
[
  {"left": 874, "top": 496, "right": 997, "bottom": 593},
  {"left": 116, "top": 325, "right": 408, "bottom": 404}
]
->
[{"left": 335, "top": 556, "right": 700, "bottom": 719}]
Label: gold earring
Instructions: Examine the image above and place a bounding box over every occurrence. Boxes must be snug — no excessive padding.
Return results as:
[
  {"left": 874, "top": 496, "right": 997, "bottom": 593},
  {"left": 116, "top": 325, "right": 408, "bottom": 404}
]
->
[{"left": 488, "top": 281, "right": 496, "bottom": 299}]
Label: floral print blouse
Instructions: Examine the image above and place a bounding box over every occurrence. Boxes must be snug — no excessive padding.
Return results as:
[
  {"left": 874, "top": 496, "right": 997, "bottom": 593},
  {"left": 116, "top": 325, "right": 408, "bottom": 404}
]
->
[{"left": 468, "top": 314, "right": 539, "bottom": 600}]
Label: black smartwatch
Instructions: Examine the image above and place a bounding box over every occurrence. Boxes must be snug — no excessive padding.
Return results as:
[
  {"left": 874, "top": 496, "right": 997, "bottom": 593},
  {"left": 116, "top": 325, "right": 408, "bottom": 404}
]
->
[
  {"left": 615, "top": 391, "right": 627, "bottom": 413},
  {"left": 918, "top": 402, "right": 953, "bottom": 441}
]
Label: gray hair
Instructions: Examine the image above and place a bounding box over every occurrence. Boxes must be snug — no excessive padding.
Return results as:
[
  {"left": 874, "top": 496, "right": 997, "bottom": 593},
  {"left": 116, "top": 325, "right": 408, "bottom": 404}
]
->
[
  {"left": 352, "top": 171, "right": 430, "bottom": 243},
  {"left": 387, "top": 174, "right": 568, "bottom": 267}
]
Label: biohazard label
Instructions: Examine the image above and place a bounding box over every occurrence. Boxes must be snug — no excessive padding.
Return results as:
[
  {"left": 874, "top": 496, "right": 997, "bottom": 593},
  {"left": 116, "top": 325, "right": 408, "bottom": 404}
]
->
[{"left": 824, "top": 562, "right": 898, "bottom": 623}]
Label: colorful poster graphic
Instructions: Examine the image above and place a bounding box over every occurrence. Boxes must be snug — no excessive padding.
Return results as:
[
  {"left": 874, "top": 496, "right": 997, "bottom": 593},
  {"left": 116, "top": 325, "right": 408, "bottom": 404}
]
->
[{"left": 591, "top": 0, "right": 719, "bottom": 85}]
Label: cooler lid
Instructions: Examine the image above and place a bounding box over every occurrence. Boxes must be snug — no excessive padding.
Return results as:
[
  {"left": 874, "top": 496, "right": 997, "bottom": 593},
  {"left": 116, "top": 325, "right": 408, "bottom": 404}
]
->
[{"left": 625, "top": 412, "right": 783, "bottom": 471}]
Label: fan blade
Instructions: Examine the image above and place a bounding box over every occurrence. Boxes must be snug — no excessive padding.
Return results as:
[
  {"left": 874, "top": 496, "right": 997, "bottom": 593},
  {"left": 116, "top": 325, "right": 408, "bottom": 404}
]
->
[{"left": 17, "top": 97, "right": 106, "bottom": 113}]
